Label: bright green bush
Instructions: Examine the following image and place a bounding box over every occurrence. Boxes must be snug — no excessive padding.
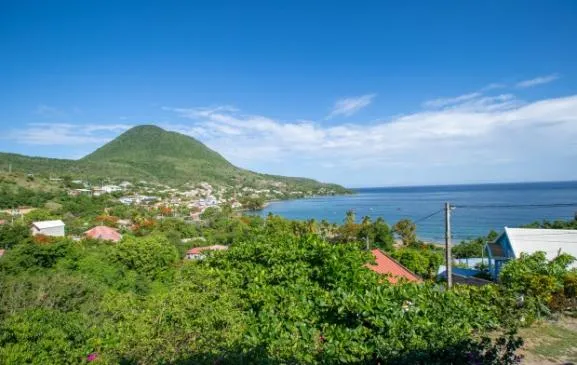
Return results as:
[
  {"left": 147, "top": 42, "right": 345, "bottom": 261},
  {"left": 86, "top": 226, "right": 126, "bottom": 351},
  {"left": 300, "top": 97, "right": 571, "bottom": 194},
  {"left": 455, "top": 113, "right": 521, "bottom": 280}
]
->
[{"left": 113, "top": 234, "right": 179, "bottom": 279}]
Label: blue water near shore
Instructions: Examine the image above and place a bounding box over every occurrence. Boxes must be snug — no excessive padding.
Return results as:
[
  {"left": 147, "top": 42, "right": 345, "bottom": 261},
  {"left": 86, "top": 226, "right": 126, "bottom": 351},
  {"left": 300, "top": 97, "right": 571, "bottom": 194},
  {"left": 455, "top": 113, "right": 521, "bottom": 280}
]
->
[{"left": 255, "top": 181, "right": 577, "bottom": 242}]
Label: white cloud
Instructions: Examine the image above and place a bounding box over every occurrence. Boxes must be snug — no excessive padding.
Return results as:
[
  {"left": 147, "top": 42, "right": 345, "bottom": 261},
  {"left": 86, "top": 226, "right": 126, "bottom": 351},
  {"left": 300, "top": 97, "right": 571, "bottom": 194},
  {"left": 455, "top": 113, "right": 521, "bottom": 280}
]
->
[
  {"left": 326, "top": 94, "right": 375, "bottom": 119},
  {"left": 9, "top": 123, "right": 132, "bottom": 145},
  {"left": 516, "top": 74, "right": 559, "bottom": 88},
  {"left": 7, "top": 87, "right": 577, "bottom": 186},
  {"left": 423, "top": 92, "right": 482, "bottom": 109},
  {"left": 165, "top": 91, "right": 577, "bottom": 184}
]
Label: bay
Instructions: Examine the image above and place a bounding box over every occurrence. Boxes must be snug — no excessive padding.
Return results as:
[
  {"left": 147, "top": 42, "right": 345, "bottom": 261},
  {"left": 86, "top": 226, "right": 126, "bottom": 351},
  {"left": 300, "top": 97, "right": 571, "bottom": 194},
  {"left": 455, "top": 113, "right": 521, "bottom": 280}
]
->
[{"left": 253, "top": 181, "right": 577, "bottom": 242}]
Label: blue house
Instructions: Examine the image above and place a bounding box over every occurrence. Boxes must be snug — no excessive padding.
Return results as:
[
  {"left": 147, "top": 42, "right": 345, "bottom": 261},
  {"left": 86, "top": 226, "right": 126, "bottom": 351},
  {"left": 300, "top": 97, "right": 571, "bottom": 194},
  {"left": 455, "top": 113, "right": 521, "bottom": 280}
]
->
[{"left": 485, "top": 227, "right": 577, "bottom": 280}]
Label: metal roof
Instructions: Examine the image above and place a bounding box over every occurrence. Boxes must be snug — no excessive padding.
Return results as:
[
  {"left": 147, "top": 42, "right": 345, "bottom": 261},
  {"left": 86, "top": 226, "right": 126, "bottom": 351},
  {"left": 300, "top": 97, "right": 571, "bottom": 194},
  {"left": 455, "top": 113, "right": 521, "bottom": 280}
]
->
[
  {"left": 32, "top": 220, "right": 65, "bottom": 229},
  {"left": 366, "top": 249, "right": 422, "bottom": 284},
  {"left": 505, "top": 227, "right": 577, "bottom": 267}
]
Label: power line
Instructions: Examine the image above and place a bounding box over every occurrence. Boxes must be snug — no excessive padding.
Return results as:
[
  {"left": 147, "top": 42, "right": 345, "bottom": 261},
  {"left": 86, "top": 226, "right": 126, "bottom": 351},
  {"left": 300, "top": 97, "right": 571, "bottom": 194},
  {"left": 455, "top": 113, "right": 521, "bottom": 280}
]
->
[{"left": 414, "top": 209, "right": 443, "bottom": 223}]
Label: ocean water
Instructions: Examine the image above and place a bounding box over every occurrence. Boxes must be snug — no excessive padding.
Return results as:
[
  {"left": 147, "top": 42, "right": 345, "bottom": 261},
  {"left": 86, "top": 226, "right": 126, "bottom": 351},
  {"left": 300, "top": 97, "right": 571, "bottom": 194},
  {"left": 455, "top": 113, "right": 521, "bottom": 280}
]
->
[{"left": 254, "top": 181, "right": 577, "bottom": 242}]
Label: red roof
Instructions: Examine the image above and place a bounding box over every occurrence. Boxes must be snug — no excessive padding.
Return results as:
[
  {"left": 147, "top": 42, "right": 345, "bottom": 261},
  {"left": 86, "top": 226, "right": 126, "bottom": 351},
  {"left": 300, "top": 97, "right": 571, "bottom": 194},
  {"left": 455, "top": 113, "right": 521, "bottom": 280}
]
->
[
  {"left": 187, "top": 245, "right": 228, "bottom": 255},
  {"left": 84, "top": 226, "right": 122, "bottom": 242},
  {"left": 366, "top": 249, "right": 422, "bottom": 284}
]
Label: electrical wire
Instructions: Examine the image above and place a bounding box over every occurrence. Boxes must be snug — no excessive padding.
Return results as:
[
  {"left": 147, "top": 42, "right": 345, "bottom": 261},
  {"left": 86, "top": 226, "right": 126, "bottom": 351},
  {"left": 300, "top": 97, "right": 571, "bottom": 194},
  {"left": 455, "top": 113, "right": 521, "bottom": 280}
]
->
[{"left": 414, "top": 209, "right": 444, "bottom": 223}]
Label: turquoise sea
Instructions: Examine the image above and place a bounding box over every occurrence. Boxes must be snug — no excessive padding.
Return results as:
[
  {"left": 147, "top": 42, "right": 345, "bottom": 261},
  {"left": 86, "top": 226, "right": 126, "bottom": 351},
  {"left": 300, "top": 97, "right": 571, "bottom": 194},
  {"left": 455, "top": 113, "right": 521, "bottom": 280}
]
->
[{"left": 254, "top": 181, "right": 577, "bottom": 242}]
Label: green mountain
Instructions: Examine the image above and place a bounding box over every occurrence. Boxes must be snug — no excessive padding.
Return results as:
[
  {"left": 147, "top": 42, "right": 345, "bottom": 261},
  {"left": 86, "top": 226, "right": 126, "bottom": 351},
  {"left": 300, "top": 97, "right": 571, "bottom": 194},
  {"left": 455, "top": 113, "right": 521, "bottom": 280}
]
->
[{"left": 0, "top": 125, "right": 349, "bottom": 193}]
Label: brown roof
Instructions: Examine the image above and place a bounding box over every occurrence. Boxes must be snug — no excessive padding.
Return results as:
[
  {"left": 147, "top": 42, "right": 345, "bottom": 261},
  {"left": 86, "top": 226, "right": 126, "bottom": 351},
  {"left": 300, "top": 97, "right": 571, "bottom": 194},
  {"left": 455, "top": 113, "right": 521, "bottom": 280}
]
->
[
  {"left": 187, "top": 245, "right": 229, "bottom": 255},
  {"left": 486, "top": 242, "right": 505, "bottom": 257},
  {"left": 84, "top": 226, "right": 122, "bottom": 242},
  {"left": 366, "top": 249, "right": 422, "bottom": 284}
]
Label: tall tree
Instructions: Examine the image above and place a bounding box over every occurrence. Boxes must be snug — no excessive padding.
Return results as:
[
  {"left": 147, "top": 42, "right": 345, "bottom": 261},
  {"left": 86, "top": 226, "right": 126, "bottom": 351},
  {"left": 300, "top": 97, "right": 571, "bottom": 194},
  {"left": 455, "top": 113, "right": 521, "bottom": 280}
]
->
[{"left": 393, "top": 219, "right": 417, "bottom": 246}]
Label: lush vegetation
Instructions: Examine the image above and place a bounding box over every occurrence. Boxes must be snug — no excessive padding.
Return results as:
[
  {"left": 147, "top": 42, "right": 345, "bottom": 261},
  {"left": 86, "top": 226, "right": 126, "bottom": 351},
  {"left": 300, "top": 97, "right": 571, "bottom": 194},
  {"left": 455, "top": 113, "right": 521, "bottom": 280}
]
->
[
  {"left": 1, "top": 179, "right": 577, "bottom": 363},
  {"left": 0, "top": 219, "right": 528, "bottom": 364},
  {"left": 0, "top": 125, "right": 350, "bottom": 193},
  {"left": 3, "top": 204, "right": 576, "bottom": 364}
]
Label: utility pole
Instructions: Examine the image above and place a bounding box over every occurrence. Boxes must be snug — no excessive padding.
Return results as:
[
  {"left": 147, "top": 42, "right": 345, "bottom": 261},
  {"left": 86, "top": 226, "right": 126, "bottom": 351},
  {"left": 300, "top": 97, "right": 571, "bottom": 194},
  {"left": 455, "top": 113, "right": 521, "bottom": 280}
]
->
[
  {"left": 444, "top": 202, "right": 453, "bottom": 289},
  {"left": 366, "top": 235, "right": 370, "bottom": 251}
]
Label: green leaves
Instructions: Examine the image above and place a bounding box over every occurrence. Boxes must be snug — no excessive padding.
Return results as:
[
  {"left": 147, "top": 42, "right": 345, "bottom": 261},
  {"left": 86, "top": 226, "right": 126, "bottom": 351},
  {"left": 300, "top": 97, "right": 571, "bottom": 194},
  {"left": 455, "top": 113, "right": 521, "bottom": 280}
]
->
[
  {"left": 113, "top": 234, "right": 179, "bottom": 280},
  {"left": 0, "top": 220, "right": 530, "bottom": 364}
]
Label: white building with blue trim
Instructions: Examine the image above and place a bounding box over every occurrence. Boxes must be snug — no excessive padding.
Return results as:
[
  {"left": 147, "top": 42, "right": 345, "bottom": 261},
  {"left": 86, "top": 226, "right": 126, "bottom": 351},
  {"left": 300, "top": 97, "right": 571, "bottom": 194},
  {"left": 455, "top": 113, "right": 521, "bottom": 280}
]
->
[{"left": 485, "top": 227, "right": 577, "bottom": 280}]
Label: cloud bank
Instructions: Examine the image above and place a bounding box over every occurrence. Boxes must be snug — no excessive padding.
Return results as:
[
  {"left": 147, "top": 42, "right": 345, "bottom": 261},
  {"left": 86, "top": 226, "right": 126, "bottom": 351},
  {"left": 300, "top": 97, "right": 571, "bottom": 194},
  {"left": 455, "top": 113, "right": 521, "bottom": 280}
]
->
[{"left": 7, "top": 85, "right": 577, "bottom": 185}]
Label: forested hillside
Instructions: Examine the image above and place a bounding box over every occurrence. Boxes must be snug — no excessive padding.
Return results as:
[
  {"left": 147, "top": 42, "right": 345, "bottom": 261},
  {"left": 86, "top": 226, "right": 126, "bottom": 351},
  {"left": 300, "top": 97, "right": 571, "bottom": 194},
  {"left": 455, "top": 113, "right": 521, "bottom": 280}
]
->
[{"left": 0, "top": 125, "right": 350, "bottom": 193}]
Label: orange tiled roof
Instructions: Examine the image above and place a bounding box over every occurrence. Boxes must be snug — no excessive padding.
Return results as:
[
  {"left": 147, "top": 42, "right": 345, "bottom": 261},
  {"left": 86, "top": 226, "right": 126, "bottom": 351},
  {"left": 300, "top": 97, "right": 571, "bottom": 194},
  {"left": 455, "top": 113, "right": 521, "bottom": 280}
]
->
[
  {"left": 84, "top": 226, "right": 122, "bottom": 242},
  {"left": 366, "top": 249, "right": 422, "bottom": 284}
]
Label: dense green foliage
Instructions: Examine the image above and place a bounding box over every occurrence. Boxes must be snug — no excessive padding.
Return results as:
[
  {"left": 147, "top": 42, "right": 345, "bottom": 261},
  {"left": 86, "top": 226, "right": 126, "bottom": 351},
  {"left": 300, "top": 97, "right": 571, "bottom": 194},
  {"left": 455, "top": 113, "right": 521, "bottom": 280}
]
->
[
  {"left": 0, "top": 211, "right": 535, "bottom": 364},
  {"left": 452, "top": 230, "right": 499, "bottom": 259},
  {"left": 3, "top": 187, "right": 577, "bottom": 363},
  {"left": 0, "top": 125, "right": 350, "bottom": 193},
  {"left": 0, "top": 179, "right": 58, "bottom": 209},
  {"left": 500, "top": 251, "right": 577, "bottom": 315},
  {"left": 523, "top": 219, "right": 577, "bottom": 230},
  {"left": 390, "top": 247, "right": 444, "bottom": 279}
]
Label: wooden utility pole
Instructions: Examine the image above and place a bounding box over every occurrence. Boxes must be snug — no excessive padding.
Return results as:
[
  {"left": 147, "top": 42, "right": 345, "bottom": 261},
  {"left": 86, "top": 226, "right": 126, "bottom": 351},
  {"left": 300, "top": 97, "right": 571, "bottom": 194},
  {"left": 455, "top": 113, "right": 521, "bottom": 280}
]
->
[{"left": 444, "top": 202, "right": 453, "bottom": 289}]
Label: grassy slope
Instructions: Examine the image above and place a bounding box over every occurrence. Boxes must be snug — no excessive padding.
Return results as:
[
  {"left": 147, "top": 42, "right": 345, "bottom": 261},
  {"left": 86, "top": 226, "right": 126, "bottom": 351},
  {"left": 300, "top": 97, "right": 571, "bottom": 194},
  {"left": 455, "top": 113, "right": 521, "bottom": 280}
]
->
[
  {"left": 0, "top": 125, "right": 349, "bottom": 192},
  {"left": 520, "top": 316, "right": 577, "bottom": 364}
]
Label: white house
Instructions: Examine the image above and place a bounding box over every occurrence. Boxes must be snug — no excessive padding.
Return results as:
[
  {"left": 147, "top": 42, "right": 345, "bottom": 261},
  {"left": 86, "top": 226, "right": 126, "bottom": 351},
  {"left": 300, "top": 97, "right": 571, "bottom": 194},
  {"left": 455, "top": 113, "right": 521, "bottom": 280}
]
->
[
  {"left": 485, "top": 227, "right": 577, "bottom": 279},
  {"left": 101, "top": 185, "right": 122, "bottom": 193},
  {"left": 31, "top": 220, "right": 66, "bottom": 237}
]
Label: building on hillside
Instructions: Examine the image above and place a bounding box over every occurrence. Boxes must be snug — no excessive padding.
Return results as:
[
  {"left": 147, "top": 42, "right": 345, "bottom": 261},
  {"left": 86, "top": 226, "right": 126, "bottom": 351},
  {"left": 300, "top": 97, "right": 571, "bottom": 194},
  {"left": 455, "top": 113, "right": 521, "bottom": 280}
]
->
[
  {"left": 117, "top": 219, "right": 132, "bottom": 229},
  {"left": 185, "top": 245, "right": 228, "bottom": 260},
  {"left": 84, "top": 226, "right": 122, "bottom": 242},
  {"left": 101, "top": 185, "right": 122, "bottom": 193},
  {"left": 68, "top": 188, "right": 92, "bottom": 197},
  {"left": 366, "top": 249, "right": 422, "bottom": 284},
  {"left": 0, "top": 249, "right": 5, "bottom": 257},
  {"left": 119, "top": 197, "right": 134, "bottom": 205},
  {"left": 31, "top": 220, "right": 65, "bottom": 237},
  {"left": 485, "top": 227, "right": 577, "bottom": 279}
]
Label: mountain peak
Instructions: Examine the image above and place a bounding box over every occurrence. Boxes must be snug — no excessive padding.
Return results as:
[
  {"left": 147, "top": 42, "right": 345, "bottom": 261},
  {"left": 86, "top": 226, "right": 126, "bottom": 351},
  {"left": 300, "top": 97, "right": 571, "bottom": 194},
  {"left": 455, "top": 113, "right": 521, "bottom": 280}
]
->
[
  {"left": 125, "top": 124, "right": 165, "bottom": 133},
  {"left": 0, "top": 124, "right": 348, "bottom": 191}
]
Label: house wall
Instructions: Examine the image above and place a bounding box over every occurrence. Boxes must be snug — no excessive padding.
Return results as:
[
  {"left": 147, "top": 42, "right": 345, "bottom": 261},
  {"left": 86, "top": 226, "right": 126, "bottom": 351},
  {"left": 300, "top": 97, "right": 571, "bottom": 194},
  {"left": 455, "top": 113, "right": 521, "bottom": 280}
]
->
[
  {"left": 489, "top": 233, "right": 515, "bottom": 279},
  {"left": 32, "top": 225, "right": 65, "bottom": 237}
]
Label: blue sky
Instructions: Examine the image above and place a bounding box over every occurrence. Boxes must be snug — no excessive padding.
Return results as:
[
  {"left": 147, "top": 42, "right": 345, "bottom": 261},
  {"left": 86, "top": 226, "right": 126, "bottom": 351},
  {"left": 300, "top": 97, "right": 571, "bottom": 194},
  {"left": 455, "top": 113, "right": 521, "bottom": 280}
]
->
[{"left": 1, "top": 1, "right": 577, "bottom": 187}]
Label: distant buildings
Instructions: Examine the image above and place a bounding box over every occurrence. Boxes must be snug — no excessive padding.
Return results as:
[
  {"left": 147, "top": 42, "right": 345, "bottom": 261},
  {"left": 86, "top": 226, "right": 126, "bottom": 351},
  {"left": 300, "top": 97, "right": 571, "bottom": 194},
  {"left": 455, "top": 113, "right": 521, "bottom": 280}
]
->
[
  {"left": 485, "top": 227, "right": 577, "bottom": 279},
  {"left": 118, "top": 195, "right": 159, "bottom": 205},
  {"left": 101, "top": 185, "right": 122, "bottom": 193},
  {"left": 31, "top": 220, "right": 65, "bottom": 237},
  {"left": 68, "top": 188, "right": 92, "bottom": 197}
]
